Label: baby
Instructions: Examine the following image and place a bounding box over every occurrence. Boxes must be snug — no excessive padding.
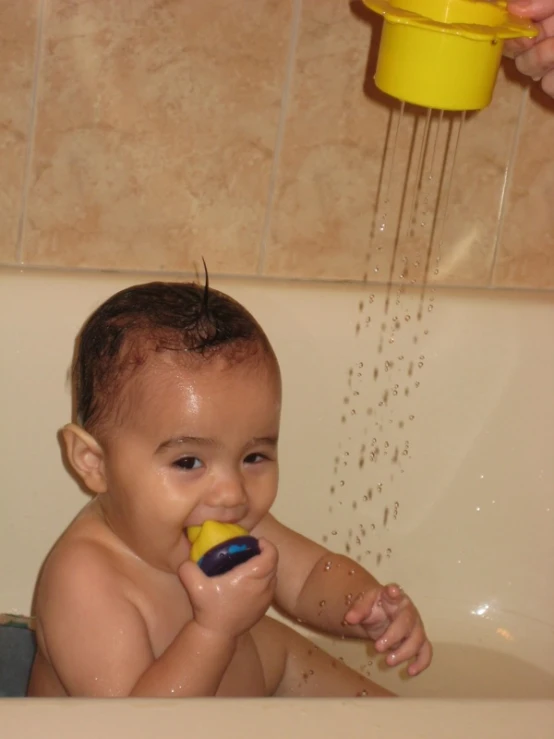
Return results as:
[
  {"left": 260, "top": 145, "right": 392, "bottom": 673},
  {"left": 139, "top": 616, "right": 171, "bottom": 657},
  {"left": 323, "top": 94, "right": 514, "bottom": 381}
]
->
[{"left": 28, "top": 281, "right": 432, "bottom": 698}]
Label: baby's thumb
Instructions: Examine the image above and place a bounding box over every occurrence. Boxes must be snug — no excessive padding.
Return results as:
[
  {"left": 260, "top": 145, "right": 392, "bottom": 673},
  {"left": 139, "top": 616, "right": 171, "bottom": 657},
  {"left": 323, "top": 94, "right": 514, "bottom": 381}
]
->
[
  {"left": 343, "top": 593, "right": 371, "bottom": 624},
  {"left": 178, "top": 559, "right": 204, "bottom": 590}
]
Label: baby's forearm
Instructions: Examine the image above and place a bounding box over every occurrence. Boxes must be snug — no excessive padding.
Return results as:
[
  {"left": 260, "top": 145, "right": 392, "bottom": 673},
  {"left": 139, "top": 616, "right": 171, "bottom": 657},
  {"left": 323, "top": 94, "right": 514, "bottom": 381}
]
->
[
  {"left": 294, "top": 553, "right": 382, "bottom": 639},
  {"left": 130, "top": 621, "right": 237, "bottom": 697}
]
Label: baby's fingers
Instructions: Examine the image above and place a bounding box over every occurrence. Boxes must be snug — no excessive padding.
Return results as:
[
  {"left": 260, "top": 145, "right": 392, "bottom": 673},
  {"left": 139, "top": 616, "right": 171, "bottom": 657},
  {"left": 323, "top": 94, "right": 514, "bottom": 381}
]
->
[
  {"left": 381, "top": 583, "right": 404, "bottom": 609},
  {"left": 384, "top": 624, "right": 428, "bottom": 670},
  {"left": 374, "top": 608, "right": 414, "bottom": 653},
  {"left": 344, "top": 592, "right": 375, "bottom": 625},
  {"left": 407, "top": 639, "right": 433, "bottom": 677},
  {"left": 241, "top": 538, "right": 278, "bottom": 578}
]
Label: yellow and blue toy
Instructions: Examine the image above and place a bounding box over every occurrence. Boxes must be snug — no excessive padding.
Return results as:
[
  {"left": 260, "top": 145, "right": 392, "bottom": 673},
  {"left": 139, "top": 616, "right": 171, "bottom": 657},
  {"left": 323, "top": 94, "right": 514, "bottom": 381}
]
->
[{"left": 186, "top": 521, "right": 260, "bottom": 577}]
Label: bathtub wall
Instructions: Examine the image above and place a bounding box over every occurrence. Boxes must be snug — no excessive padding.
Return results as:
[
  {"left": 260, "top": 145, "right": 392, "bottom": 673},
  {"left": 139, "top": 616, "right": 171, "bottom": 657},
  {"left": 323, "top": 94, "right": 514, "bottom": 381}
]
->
[
  {"left": 1, "top": 269, "right": 553, "bottom": 699},
  {"left": 1, "top": 0, "right": 553, "bottom": 288}
]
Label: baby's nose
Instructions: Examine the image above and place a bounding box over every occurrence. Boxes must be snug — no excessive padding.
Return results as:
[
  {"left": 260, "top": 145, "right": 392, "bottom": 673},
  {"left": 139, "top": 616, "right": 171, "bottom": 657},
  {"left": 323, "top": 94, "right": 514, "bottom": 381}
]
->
[{"left": 207, "top": 474, "right": 248, "bottom": 509}]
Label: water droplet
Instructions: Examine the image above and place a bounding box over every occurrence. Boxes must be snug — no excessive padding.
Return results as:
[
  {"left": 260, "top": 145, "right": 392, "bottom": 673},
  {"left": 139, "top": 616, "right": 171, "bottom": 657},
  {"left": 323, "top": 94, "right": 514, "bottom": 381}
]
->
[
  {"left": 358, "top": 362, "right": 364, "bottom": 369},
  {"left": 418, "top": 361, "right": 424, "bottom": 368},
  {"left": 324, "top": 561, "right": 332, "bottom": 571},
  {"left": 374, "top": 267, "right": 379, "bottom": 273},
  {"left": 331, "top": 530, "right": 337, "bottom": 536},
  {"left": 351, "top": 409, "right": 356, "bottom": 415},
  {"left": 370, "top": 523, "right": 376, "bottom": 531},
  {"left": 404, "top": 314, "right": 411, "bottom": 322},
  {"left": 319, "top": 600, "right": 326, "bottom": 607},
  {"left": 353, "top": 390, "right": 360, "bottom": 396},
  {"left": 386, "top": 548, "right": 392, "bottom": 558},
  {"left": 369, "top": 294, "right": 375, "bottom": 303},
  {"left": 339, "top": 480, "right": 345, "bottom": 487},
  {"left": 428, "top": 304, "right": 434, "bottom": 312},
  {"left": 409, "top": 414, "right": 415, "bottom": 420}
]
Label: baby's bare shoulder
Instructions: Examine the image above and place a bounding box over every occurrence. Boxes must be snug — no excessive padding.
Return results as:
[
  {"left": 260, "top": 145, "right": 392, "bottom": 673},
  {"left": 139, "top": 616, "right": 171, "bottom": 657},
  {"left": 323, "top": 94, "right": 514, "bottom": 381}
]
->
[{"left": 36, "top": 516, "right": 131, "bottom": 616}]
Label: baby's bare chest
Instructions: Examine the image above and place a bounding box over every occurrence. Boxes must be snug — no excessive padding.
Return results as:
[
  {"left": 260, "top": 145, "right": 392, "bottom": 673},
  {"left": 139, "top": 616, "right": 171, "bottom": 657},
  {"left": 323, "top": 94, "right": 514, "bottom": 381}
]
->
[{"left": 133, "top": 575, "right": 269, "bottom": 696}]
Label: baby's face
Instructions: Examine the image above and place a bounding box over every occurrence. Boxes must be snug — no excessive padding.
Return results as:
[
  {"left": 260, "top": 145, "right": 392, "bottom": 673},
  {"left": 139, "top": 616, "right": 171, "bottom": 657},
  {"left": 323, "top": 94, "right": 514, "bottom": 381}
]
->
[{"left": 98, "top": 351, "right": 281, "bottom": 572}]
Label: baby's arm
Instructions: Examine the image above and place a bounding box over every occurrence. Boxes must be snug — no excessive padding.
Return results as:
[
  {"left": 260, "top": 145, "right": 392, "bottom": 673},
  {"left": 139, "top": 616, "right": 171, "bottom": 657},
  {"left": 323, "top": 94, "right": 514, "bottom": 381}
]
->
[
  {"left": 35, "top": 539, "right": 276, "bottom": 697},
  {"left": 254, "top": 514, "right": 431, "bottom": 675},
  {"left": 254, "top": 514, "right": 378, "bottom": 636}
]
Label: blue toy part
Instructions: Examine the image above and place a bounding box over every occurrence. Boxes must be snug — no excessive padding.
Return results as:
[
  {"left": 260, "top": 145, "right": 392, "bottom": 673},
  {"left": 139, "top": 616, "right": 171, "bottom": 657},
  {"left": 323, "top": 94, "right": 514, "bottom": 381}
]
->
[{"left": 197, "top": 535, "right": 260, "bottom": 577}]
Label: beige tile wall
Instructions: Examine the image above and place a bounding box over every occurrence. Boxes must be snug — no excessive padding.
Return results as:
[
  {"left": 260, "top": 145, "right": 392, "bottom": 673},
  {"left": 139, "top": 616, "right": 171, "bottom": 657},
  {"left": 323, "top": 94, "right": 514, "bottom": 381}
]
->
[{"left": 1, "top": 0, "right": 552, "bottom": 288}]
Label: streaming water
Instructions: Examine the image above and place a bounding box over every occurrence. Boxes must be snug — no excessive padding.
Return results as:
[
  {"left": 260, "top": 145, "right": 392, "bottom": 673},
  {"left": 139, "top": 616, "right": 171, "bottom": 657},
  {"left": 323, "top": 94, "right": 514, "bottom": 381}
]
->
[{"left": 325, "top": 102, "right": 466, "bottom": 568}]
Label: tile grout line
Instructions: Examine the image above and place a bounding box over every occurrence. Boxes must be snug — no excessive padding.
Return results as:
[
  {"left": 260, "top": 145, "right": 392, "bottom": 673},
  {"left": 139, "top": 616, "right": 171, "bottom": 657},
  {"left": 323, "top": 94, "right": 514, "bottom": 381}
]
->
[
  {"left": 487, "top": 84, "right": 529, "bottom": 287},
  {"left": 1, "top": 260, "right": 553, "bottom": 295},
  {"left": 15, "top": 0, "right": 47, "bottom": 265},
  {"left": 256, "top": 0, "right": 302, "bottom": 276}
]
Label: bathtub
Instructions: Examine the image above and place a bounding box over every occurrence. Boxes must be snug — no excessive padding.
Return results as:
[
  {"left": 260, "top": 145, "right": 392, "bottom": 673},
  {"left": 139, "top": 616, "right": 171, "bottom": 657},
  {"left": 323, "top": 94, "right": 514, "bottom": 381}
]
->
[{"left": 1, "top": 267, "right": 553, "bottom": 736}]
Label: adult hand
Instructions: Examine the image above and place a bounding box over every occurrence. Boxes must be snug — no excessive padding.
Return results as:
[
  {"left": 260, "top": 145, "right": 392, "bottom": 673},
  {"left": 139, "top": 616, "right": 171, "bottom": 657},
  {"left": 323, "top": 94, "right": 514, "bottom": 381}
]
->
[{"left": 505, "top": 0, "right": 554, "bottom": 98}]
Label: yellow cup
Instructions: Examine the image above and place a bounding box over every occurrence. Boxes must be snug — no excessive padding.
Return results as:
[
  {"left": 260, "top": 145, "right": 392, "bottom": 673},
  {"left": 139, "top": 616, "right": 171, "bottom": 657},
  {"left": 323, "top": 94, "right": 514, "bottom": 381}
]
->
[{"left": 363, "top": 0, "right": 537, "bottom": 110}]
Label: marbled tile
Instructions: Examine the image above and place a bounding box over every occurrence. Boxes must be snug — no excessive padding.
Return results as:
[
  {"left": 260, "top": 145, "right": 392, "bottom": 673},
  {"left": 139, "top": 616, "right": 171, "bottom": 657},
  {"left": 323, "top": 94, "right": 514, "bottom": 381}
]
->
[
  {"left": 493, "top": 86, "right": 554, "bottom": 289},
  {"left": 263, "top": 1, "right": 526, "bottom": 288},
  {"left": 23, "top": 0, "right": 292, "bottom": 273},
  {"left": 0, "top": 0, "right": 39, "bottom": 263},
  {"left": 430, "top": 65, "right": 527, "bottom": 287}
]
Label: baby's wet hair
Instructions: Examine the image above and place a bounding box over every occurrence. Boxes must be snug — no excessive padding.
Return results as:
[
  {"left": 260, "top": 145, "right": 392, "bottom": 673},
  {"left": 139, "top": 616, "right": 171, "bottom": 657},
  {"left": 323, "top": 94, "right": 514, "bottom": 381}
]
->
[{"left": 72, "top": 279, "right": 276, "bottom": 434}]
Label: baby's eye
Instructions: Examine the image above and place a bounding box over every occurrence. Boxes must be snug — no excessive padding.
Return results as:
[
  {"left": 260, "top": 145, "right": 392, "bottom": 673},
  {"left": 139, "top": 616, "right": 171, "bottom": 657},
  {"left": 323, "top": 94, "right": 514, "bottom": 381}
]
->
[
  {"left": 173, "top": 457, "right": 203, "bottom": 471},
  {"left": 244, "top": 453, "right": 266, "bottom": 465}
]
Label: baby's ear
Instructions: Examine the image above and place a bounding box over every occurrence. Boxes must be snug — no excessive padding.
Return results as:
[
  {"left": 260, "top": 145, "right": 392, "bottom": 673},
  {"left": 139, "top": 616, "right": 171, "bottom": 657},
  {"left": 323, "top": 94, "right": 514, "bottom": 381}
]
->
[{"left": 62, "top": 423, "right": 107, "bottom": 494}]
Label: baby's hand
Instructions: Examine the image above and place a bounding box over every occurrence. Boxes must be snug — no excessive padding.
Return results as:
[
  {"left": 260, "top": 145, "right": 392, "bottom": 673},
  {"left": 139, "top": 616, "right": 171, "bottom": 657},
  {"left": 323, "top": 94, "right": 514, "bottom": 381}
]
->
[
  {"left": 178, "top": 538, "right": 278, "bottom": 640},
  {"left": 344, "top": 583, "right": 432, "bottom": 676}
]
